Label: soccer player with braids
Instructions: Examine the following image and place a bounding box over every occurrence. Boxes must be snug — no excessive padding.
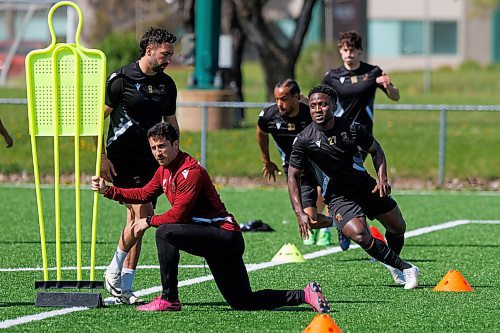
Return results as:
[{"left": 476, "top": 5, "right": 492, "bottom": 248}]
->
[
  {"left": 99, "top": 27, "right": 179, "bottom": 304},
  {"left": 257, "top": 79, "right": 332, "bottom": 246},
  {"left": 288, "top": 85, "right": 419, "bottom": 289}
]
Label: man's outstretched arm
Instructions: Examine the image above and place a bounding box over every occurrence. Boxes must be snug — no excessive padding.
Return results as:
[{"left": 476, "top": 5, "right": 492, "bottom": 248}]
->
[
  {"left": 257, "top": 126, "right": 280, "bottom": 181},
  {"left": 287, "top": 166, "right": 313, "bottom": 239}
]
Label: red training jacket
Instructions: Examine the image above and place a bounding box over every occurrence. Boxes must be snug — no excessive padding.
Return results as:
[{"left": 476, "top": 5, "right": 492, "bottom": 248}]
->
[{"left": 104, "top": 151, "right": 240, "bottom": 232}]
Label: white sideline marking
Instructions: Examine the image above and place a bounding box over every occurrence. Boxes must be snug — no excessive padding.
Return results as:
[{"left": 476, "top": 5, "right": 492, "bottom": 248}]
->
[
  {"left": 0, "top": 307, "right": 88, "bottom": 329},
  {"left": 1, "top": 219, "right": 499, "bottom": 329}
]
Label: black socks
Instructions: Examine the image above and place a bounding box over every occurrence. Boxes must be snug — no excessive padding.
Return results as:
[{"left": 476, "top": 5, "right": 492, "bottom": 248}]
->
[{"left": 365, "top": 237, "right": 411, "bottom": 271}]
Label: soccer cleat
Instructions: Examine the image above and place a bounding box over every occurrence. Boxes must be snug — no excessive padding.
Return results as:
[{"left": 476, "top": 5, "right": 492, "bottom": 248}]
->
[
  {"left": 403, "top": 265, "right": 420, "bottom": 289},
  {"left": 304, "top": 281, "right": 330, "bottom": 314},
  {"left": 383, "top": 264, "right": 406, "bottom": 285},
  {"left": 136, "top": 296, "right": 181, "bottom": 312},
  {"left": 337, "top": 230, "right": 351, "bottom": 251},
  {"left": 316, "top": 228, "right": 331, "bottom": 246},
  {"left": 104, "top": 269, "right": 122, "bottom": 297},
  {"left": 120, "top": 290, "right": 145, "bottom": 305},
  {"left": 303, "top": 230, "right": 318, "bottom": 245}
]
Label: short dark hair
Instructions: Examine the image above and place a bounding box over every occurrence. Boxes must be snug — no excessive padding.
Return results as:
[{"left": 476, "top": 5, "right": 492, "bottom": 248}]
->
[
  {"left": 139, "top": 27, "right": 177, "bottom": 56},
  {"left": 275, "top": 78, "right": 300, "bottom": 96},
  {"left": 147, "top": 122, "right": 179, "bottom": 144},
  {"left": 307, "top": 85, "right": 338, "bottom": 104},
  {"left": 338, "top": 31, "right": 362, "bottom": 50}
]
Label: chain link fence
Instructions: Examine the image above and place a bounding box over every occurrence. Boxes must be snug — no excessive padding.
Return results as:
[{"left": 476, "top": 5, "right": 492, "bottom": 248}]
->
[{"left": 1, "top": 98, "right": 499, "bottom": 186}]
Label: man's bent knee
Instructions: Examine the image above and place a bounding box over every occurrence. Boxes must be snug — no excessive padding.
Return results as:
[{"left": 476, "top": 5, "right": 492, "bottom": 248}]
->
[{"left": 350, "top": 233, "right": 372, "bottom": 249}]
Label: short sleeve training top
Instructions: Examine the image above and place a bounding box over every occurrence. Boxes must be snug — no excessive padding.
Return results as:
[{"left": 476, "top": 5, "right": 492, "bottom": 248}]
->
[{"left": 105, "top": 61, "right": 177, "bottom": 154}]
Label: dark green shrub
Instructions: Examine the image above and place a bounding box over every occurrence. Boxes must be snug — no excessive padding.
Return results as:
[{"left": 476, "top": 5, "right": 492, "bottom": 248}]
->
[
  {"left": 96, "top": 32, "right": 139, "bottom": 75},
  {"left": 459, "top": 60, "right": 482, "bottom": 72}
]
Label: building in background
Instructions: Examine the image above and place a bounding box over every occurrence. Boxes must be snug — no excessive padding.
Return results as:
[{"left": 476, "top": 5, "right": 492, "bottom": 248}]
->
[
  {"left": 366, "top": 0, "right": 500, "bottom": 71},
  {"left": 1, "top": 0, "right": 500, "bottom": 82}
]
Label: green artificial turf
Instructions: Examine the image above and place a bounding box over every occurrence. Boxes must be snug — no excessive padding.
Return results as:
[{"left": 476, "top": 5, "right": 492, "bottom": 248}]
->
[{"left": 0, "top": 186, "right": 499, "bottom": 332}]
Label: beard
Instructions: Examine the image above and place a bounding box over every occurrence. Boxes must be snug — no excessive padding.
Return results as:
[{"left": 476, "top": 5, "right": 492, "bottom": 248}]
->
[
  {"left": 150, "top": 58, "right": 167, "bottom": 73},
  {"left": 151, "top": 63, "right": 165, "bottom": 73}
]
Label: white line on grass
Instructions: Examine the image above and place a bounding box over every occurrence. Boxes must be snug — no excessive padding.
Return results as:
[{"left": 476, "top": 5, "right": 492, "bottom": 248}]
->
[
  {"left": 0, "top": 307, "right": 88, "bottom": 329},
  {"left": 1, "top": 219, "right": 499, "bottom": 329}
]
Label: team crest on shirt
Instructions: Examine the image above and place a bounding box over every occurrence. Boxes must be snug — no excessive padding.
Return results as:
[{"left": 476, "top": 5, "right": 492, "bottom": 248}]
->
[
  {"left": 335, "top": 213, "right": 343, "bottom": 222},
  {"left": 276, "top": 123, "right": 282, "bottom": 130},
  {"left": 287, "top": 123, "right": 295, "bottom": 131},
  {"left": 363, "top": 74, "right": 369, "bottom": 81},
  {"left": 339, "top": 77, "right": 346, "bottom": 84},
  {"left": 135, "top": 83, "right": 141, "bottom": 92},
  {"left": 162, "top": 178, "right": 167, "bottom": 191},
  {"left": 159, "top": 84, "right": 166, "bottom": 93},
  {"left": 182, "top": 170, "right": 190, "bottom": 179},
  {"left": 148, "top": 85, "right": 153, "bottom": 93},
  {"left": 341, "top": 132, "right": 349, "bottom": 142}
]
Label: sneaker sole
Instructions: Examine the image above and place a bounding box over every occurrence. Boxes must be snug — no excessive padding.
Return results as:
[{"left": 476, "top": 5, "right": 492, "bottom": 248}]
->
[
  {"left": 308, "top": 282, "right": 331, "bottom": 313},
  {"left": 121, "top": 297, "right": 146, "bottom": 305}
]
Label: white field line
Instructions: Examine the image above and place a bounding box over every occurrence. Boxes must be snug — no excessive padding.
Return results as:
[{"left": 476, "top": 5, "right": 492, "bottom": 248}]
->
[{"left": 1, "top": 219, "right": 499, "bottom": 329}]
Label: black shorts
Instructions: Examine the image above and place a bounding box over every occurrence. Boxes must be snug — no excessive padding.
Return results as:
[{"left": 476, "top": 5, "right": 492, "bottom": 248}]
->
[
  {"left": 285, "top": 167, "right": 320, "bottom": 209},
  {"left": 300, "top": 172, "right": 319, "bottom": 209},
  {"left": 106, "top": 149, "right": 158, "bottom": 207},
  {"left": 326, "top": 186, "right": 397, "bottom": 231}
]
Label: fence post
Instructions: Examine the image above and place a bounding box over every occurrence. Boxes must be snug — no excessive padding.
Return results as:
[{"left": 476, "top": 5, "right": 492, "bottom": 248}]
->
[
  {"left": 438, "top": 105, "right": 447, "bottom": 186},
  {"left": 200, "top": 105, "right": 208, "bottom": 167}
]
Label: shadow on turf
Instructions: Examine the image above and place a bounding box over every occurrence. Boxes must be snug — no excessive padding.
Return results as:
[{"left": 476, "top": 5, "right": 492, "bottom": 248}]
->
[
  {"left": 182, "top": 302, "right": 313, "bottom": 312},
  {"left": 0, "top": 301, "right": 33, "bottom": 307},
  {"left": 334, "top": 299, "right": 389, "bottom": 304},
  {"left": 407, "top": 244, "right": 500, "bottom": 248},
  {"left": 334, "top": 257, "right": 436, "bottom": 263}
]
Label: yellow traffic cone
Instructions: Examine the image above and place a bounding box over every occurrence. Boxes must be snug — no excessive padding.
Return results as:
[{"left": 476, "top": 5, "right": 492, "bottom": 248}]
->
[{"left": 271, "top": 243, "right": 305, "bottom": 263}]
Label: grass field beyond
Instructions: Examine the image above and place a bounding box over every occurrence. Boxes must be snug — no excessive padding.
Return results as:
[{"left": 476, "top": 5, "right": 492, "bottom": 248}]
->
[
  {"left": 1, "top": 64, "right": 500, "bottom": 182},
  {"left": 0, "top": 186, "right": 499, "bottom": 332}
]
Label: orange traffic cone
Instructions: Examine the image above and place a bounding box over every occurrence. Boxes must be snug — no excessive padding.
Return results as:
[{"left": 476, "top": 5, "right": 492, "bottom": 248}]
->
[
  {"left": 303, "top": 314, "right": 343, "bottom": 333},
  {"left": 369, "top": 226, "right": 386, "bottom": 243},
  {"left": 433, "top": 270, "right": 474, "bottom": 292}
]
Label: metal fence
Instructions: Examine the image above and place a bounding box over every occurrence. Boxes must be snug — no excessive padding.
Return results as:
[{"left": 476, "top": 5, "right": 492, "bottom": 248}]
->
[{"left": 1, "top": 98, "right": 500, "bottom": 186}]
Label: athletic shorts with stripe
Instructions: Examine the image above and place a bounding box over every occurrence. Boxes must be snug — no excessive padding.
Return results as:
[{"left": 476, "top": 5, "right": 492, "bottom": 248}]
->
[{"left": 324, "top": 178, "right": 397, "bottom": 231}]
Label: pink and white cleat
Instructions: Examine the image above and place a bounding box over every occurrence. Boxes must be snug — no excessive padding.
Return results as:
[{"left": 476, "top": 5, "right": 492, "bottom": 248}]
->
[
  {"left": 304, "top": 281, "right": 330, "bottom": 313},
  {"left": 136, "top": 295, "right": 181, "bottom": 312}
]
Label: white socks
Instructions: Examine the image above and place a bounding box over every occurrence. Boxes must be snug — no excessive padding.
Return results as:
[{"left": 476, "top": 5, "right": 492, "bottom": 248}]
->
[
  {"left": 107, "top": 247, "right": 136, "bottom": 292},
  {"left": 108, "top": 246, "right": 127, "bottom": 273},
  {"left": 121, "top": 268, "right": 135, "bottom": 293}
]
